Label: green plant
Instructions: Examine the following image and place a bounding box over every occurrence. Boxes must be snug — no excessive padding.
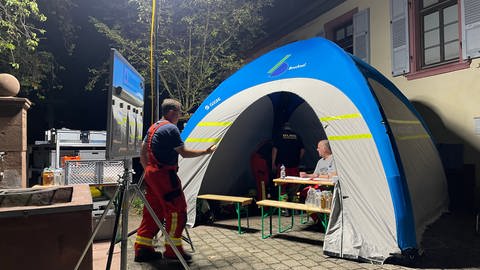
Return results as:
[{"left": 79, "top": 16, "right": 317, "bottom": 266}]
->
[{"left": 130, "top": 197, "right": 144, "bottom": 215}]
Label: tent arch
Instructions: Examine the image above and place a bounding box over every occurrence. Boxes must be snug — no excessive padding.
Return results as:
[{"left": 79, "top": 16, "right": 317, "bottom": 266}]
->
[
  {"left": 180, "top": 77, "right": 400, "bottom": 256},
  {"left": 179, "top": 37, "right": 447, "bottom": 262}
]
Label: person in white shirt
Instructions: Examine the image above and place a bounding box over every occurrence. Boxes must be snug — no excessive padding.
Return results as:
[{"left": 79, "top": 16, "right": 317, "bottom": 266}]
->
[{"left": 300, "top": 140, "right": 336, "bottom": 179}]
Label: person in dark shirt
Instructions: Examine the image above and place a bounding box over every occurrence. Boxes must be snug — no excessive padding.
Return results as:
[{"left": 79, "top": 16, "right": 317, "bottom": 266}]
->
[
  {"left": 272, "top": 122, "right": 304, "bottom": 205},
  {"left": 272, "top": 122, "right": 304, "bottom": 177},
  {"left": 135, "top": 98, "right": 216, "bottom": 263}
]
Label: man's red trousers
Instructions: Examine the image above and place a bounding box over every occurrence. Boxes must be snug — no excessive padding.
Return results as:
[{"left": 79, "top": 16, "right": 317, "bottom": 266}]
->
[{"left": 134, "top": 165, "right": 187, "bottom": 257}]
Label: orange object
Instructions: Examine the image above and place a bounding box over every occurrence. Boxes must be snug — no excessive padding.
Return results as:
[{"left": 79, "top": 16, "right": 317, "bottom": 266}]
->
[{"left": 61, "top": 155, "right": 80, "bottom": 167}]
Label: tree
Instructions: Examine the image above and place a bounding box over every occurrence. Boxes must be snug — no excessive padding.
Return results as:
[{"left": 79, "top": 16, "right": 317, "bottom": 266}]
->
[
  {"left": 0, "top": 0, "right": 49, "bottom": 93},
  {"left": 0, "top": 0, "right": 46, "bottom": 67},
  {"left": 0, "top": 0, "right": 74, "bottom": 96},
  {"left": 90, "top": 0, "right": 272, "bottom": 113}
]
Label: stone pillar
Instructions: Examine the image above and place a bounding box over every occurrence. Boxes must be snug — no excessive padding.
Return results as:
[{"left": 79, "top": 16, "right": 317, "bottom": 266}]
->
[{"left": 0, "top": 97, "right": 32, "bottom": 188}]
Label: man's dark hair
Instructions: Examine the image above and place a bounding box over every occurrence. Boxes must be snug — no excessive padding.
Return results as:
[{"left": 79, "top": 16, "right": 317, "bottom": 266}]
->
[{"left": 161, "top": 98, "right": 181, "bottom": 116}]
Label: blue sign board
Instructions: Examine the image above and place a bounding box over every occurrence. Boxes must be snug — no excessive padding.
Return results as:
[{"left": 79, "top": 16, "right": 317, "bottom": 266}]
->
[{"left": 112, "top": 50, "right": 144, "bottom": 103}]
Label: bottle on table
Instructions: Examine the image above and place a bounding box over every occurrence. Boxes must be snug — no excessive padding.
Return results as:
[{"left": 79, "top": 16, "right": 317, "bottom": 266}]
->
[
  {"left": 305, "top": 187, "right": 315, "bottom": 206},
  {"left": 280, "top": 164, "right": 286, "bottom": 179},
  {"left": 315, "top": 190, "right": 322, "bottom": 208}
]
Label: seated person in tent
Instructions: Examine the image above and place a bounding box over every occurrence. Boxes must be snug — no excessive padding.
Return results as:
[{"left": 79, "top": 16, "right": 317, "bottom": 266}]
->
[
  {"left": 250, "top": 139, "right": 273, "bottom": 201},
  {"left": 299, "top": 139, "right": 336, "bottom": 179},
  {"left": 272, "top": 122, "right": 304, "bottom": 202},
  {"left": 299, "top": 139, "right": 336, "bottom": 225}
]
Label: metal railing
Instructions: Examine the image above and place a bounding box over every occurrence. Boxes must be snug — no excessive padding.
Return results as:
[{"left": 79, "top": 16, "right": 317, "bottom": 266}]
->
[{"left": 64, "top": 160, "right": 124, "bottom": 185}]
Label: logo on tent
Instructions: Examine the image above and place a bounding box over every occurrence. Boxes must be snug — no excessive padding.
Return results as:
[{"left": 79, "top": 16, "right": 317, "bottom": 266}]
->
[
  {"left": 268, "top": 54, "right": 291, "bottom": 77},
  {"left": 204, "top": 97, "right": 221, "bottom": 111}
]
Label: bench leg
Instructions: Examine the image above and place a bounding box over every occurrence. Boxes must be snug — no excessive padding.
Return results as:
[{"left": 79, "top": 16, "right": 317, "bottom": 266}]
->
[
  {"left": 300, "top": 210, "right": 310, "bottom": 224},
  {"left": 235, "top": 202, "right": 248, "bottom": 234},
  {"left": 321, "top": 213, "right": 329, "bottom": 231},
  {"left": 278, "top": 207, "right": 294, "bottom": 233},
  {"left": 260, "top": 206, "right": 273, "bottom": 239}
]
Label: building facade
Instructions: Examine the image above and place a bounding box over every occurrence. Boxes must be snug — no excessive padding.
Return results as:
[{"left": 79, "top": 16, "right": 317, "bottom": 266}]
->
[{"left": 253, "top": 0, "right": 480, "bottom": 211}]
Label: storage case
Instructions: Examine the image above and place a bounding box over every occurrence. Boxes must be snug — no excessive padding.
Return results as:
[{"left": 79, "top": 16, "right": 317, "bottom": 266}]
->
[{"left": 92, "top": 200, "right": 116, "bottom": 241}]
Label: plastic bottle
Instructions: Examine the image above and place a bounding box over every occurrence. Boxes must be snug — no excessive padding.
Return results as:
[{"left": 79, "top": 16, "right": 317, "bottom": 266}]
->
[
  {"left": 320, "top": 191, "right": 327, "bottom": 209},
  {"left": 326, "top": 191, "right": 333, "bottom": 209},
  {"left": 280, "top": 164, "right": 286, "bottom": 179},
  {"left": 305, "top": 187, "right": 315, "bottom": 206},
  {"left": 315, "top": 190, "right": 322, "bottom": 208},
  {"left": 42, "top": 168, "right": 54, "bottom": 186},
  {"left": 53, "top": 168, "right": 64, "bottom": 185}
]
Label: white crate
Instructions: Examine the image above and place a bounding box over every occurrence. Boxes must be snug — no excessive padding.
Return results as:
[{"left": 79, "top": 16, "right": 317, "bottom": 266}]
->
[
  {"left": 78, "top": 150, "right": 105, "bottom": 160},
  {"left": 89, "top": 131, "right": 107, "bottom": 143},
  {"left": 57, "top": 129, "right": 82, "bottom": 142}
]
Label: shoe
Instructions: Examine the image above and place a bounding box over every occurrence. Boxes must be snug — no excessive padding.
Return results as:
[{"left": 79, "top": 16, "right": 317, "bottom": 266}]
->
[
  {"left": 164, "top": 251, "right": 193, "bottom": 263},
  {"left": 134, "top": 248, "right": 163, "bottom": 262}
]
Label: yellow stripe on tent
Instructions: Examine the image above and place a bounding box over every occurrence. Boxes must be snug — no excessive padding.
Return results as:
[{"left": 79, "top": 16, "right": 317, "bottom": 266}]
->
[
  {"left": 328, "top": 134, "right": 372, "bottom": 140},
  {"left": 388, "top": 119, "right": 421, "bottom": 124},
  {"left": 197, "top": 122, "right": 232, "bottom": 126},
  {"left": 320, "top": 113, "right": 362, "bottom": 122},
  {"left": 186, "top": 138, "right": 221, "bottom": 143},
  {"left": 395, "top": 134, "right": 430, "bottom": 140}
]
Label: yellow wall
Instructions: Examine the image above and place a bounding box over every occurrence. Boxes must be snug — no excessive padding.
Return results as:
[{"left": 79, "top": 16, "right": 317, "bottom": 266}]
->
[{"left": 257, "top": 0, "right": 480, "bottom": 191}]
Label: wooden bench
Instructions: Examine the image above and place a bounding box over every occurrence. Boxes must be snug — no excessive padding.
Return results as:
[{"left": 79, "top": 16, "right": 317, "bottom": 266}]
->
[
  {"left": 256, "top": 200, "right": 331, "bottom": 239},
  {"left": 197, "top": 194, "right": 253, "bottom": 234}
]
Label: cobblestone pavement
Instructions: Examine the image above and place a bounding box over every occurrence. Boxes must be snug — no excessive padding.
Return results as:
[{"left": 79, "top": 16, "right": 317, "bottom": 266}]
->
[{"left": 106, "top": 210, "right": 480, "bottom": 270}]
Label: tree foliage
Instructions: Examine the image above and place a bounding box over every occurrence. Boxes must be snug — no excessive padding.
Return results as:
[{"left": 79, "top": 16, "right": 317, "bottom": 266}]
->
[
  {"left": 90, "top": 0, "right": 272, "bottom": 113},
  {"left": 0, "top": 0, "right": 74, "bottom": 96},
  {"left": 0, "top": 0, "right": 46, "bottom": 65}
]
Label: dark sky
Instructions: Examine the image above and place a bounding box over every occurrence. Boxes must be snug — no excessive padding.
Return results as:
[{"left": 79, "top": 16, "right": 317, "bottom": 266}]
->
[{"left": 28, "top": 0, "right": 111, "bottom": 143}]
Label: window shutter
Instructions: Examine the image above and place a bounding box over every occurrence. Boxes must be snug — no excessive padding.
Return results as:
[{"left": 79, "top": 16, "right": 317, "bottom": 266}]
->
[
  {"left": 390, "top": 0, "right": 409, "bottom": 76},
  {"left": 353, "top": 8, "right": 370, "bottom": 63},
  {"left": 461, "top": 0, "right": 480, "bottom": 59}
]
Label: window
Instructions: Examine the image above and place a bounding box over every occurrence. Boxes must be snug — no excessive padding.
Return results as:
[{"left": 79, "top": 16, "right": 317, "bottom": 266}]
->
[
  {"left": 419, "top": 0, "right": 459, "bottom": 68},
  {"left": 325, "top": 8, "right": 358, "bottom": 53},
  {"left": 324, "top": 8, "right": 370, "bottom": 63},
  {"left": 333, "top": 22, "right": 354, "bottom": 54},
  {"left": 391, "top": 0, "right": 480, "bottom": 78}
]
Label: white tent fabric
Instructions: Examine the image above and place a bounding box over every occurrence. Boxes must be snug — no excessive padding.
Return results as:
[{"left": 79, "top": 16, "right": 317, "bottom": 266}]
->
[{"left": 366, "top": 78, "right": 448, "bottom": 244}]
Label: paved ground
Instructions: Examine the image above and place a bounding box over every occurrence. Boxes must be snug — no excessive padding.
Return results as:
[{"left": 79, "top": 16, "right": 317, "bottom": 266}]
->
[{"left": 92, "top": 209, "right": 480, "bottom": 270}]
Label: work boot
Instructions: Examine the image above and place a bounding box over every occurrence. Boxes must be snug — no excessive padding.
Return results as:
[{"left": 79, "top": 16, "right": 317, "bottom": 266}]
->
[
  {"left": 134, "top": 248, "right": 163, "bottom": 262},
  {"left": 164, "top": 250, "right": 193, "bottom": 263}
]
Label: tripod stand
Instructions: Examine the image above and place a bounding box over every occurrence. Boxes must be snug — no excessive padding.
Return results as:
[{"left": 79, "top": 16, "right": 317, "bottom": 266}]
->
[{"left": 74, "top": 159, "right": 191, "bottom": 270}]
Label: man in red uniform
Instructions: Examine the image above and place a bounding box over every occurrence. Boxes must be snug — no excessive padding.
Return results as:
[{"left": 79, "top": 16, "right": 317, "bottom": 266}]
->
[{"left": 135, "top": 98, "right": 216, "bottom": 263}]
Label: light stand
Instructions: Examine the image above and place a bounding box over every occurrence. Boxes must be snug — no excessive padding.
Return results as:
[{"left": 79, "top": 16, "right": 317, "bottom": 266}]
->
[
  {"left": 74, "top": 159, "right": 191, "bottom": 270},
  {"left": 153, "top": 0, "right": 160, "bottom": 123}
]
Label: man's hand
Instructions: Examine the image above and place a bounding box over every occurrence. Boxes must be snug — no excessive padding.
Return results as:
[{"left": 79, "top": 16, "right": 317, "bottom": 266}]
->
[{"left": 205, "top": 144, "right": 217, "bottom": 154}]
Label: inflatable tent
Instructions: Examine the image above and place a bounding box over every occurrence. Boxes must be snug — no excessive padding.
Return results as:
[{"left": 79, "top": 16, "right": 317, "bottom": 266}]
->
[{"left": 178, "top": 37, "right": 448, "bottom": 262}]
